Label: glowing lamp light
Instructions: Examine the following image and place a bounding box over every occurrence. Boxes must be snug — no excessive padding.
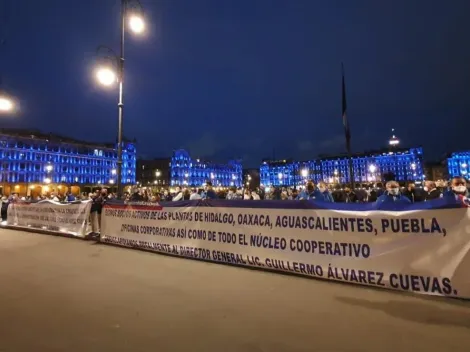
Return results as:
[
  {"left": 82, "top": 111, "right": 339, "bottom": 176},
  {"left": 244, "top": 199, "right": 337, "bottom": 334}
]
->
[
  {"left": 301, "top": 169, "right": 308, "bottom": 178},
  {"left": 462, "top": 163, "right": 467, "bottom": 168},
  {"left": 210, "top": 173, "right": 215, "bottom": 179},
  {"left": 184, "top": 173, "right": 189, "bottom": 178},
  {"left": 334, "top": 169, "right": 338, "bottom": 176},
  {"left": 45, "top": 165, "right": 53, "bottom": 172},
  {"left": 111, "top": 169, "right": 117, "bottom": 175},
  {"left": 368, "top": 164, "right": 377, "bottom": 173},
  {"left": 278, "top": 172, "right": 283, "bottom": 179},
  {"left": 110, "top": 180, "right": 115, "bottom": 184},
  {"left": 96, "top": 67, "right": 117, "bottom": 86},
  {"left": 29, "top": 185, "right": 35, "bottom": 189},
  {"left": 411, "top": 163, "right": 416, "bottom": 170},
  {"left": 155, "top": 170, "right": 161, "bottom": 177},
  {"left": 0, "top": 96, "right": 14, "bottom": 112},
  {"left": 154, "top": 180, "right": 158, "bottom": 184},
  {"left": 129, "top": 15, "right": 145, "bottom": 33},
  {"left": 43, "top": 186, "right": 50, "bottom": 192},
  {"left": 44, "top": 178, "right": 51, "bottom": 184}
]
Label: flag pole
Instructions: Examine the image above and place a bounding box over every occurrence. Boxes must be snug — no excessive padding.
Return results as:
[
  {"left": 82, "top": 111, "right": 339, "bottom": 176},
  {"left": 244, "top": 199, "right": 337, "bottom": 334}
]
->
[{"left": 342, "top": 63, "right": 355, "bottom": 189}]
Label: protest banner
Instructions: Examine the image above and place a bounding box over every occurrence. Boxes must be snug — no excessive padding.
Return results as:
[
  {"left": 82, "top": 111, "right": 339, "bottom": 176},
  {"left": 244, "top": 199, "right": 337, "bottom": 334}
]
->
[
  {"left": 100, "top": 198, "right": 470, "bottom": 299},
  {"left": 7, "top": 200, "right": 92, "bottom": 238}
]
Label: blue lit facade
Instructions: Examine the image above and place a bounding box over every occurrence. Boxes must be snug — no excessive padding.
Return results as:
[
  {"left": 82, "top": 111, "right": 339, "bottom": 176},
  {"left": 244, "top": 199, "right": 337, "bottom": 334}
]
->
[
  {"left": 260, "top": 147, "right": 424, "bottom": 187},
  {"left": 170, "top": 149, "right": 242, "bottom": 187},
  {"left": 0, "top": 130, "right": 136, "bottom": 185},
  {"left": 447, "top": 151, "right": 470, "bottom": 178}
]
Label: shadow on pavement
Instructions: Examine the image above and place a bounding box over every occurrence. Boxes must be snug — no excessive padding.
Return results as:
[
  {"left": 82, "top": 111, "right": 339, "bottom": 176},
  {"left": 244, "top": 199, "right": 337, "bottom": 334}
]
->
[{"left": 336, "top": 296, "right": 470, "bottom": 329}]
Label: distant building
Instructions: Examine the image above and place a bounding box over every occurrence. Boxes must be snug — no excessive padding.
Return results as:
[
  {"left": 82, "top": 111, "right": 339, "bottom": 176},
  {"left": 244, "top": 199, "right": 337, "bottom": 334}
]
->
[
  {"left": 260, "top": 147, "right": 424, "bottom": 187},
  {"left": 136, "top": 158, "right": 171, "bottom": 187},
  {"left": 260, "top": 130, "right": 424, "bottom": 187},
  {"left": 0, "top": 128, "right": 136, "bottom": 195},
  {"left": 170, "top": 149, "right": 242, "bottom": 187},
  {"left": 447, "top": 151, "right": 470, "bottom": 179}
]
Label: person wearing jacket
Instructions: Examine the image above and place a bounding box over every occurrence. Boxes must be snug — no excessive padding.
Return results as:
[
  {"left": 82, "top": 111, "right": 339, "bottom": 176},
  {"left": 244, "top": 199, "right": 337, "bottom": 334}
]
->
[
  {"left": 376, "top": 181, "right": 411, "bottom": 204},
  {"left": 202, "top": 182, "right": 217, "bottom": 199},
  {"left": 424, "top": 181, "right": 442, "bottom": 201},
  {"left": 317, "top": 182, "right": 334, "bottom": 202},
  {"left": 172, "top": 187, "right": 184, "bottom": 201},
  {"left": 297, "top": 182, "right": 323, "bottom": 200},
  {"left": 443, "top": 177, "right": 468, "bottom": 199},
  {"left": 1, "top": 196, "right": 9, "bottom": 221}
]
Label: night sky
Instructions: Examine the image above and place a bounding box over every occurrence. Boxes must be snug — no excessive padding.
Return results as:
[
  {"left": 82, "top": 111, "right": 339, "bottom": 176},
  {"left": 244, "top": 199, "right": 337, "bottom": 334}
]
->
[{"left": 1, "top": 0, "right": 470, "bottom": 167}]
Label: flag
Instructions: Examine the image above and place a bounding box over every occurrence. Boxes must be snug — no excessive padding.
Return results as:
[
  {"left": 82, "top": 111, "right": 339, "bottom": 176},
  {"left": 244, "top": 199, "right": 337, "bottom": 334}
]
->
[{"left": 342, "top": 63, "right": 351, "bottom": 153}]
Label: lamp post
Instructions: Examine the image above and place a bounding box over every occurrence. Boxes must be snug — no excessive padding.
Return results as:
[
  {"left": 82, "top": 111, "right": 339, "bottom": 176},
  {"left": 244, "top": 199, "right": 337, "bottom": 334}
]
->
[{"left": 94, "top": 0, "right": 145, "bottom": 198}]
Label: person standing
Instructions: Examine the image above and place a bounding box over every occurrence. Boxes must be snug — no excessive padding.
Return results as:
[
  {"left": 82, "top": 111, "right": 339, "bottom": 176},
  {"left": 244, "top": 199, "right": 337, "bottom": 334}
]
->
[
  {"left": 203, "top": 182, "right": 217, "bottom": 199},
  {"left": 424, "top": 181, "right": 442, "bottom": 201},
  {"left": 443, "top": 177, "right": 468, "bottom": 198},
  {"left": 376, "top": 181, "right": 411, "bottom": 204}
]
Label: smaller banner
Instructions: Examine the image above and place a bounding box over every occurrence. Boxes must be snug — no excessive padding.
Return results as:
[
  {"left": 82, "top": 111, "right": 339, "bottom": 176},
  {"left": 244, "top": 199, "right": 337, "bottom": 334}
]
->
[{"left": 7, "top": 200, "right": 92, "bottom": 238}]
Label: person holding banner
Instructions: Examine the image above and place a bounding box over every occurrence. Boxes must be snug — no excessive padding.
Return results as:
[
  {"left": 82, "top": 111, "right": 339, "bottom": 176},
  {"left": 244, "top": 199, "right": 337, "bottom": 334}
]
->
[
  {"left": 317, "top": 182, "right": 334, "bottom": 202},
  {"left": 424, "top": 181, "right": 442, "bottom": 201},
  {"left": 376, "top": 181, "right": 411, "bottom": 204},
  {"left": 203, "top": 182, "right": 218, "bottom": 199},
  {"left": 444, "top": 177, "right": 468, "bottom": 199}
]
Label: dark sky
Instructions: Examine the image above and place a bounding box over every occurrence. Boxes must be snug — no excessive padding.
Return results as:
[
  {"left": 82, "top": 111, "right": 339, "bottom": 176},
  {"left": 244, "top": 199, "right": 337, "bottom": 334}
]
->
[{"left": 1, "top": 0, "right": 470, "bottom": 167}]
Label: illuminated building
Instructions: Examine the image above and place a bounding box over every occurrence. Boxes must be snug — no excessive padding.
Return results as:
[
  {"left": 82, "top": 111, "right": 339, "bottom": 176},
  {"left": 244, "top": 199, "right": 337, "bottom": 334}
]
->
[
  {"left": 170, "top": 149, "right": 242, "bottom": 187},
  {"left": 260, "top": 147, "right": 424, "bottom": 187},
  {"left": 136, "top": 158, "right": 171, "bottom": 186},
  {"left": 0, "top": 129, "right": 136, "bottom": 194},
  {"left": 259, "top": 159, "right": 294, "bottom": 187},
  {"left": 447, "top": 151, "right": 470, "bottom": 178}
]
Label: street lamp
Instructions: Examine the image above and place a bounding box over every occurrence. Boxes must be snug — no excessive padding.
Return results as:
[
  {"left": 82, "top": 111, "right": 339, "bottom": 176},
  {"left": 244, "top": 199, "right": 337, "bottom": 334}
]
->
[
  {"left": 301, "top": 169, "right": 308, "bottom": 178},
  {"left": 94, "top": 0, "right": 145, "bottom": 199},
  {"left": 368, "top": 164, "right": 376, "bottom": 173},
  {"left": 0, "top": 95, "right": 14, "bottom": 112},
  {"left": 46, "top": 164, "right": 53, "bottom": 172},
  {"left": 155, "top": 170, "right": 161, "bottom": 177},
  {"left": 129, "top": 15, "right": 145, "bottom": 33},
  {"left": 95, "top": 67, "right": 117, "bottom": 86}
]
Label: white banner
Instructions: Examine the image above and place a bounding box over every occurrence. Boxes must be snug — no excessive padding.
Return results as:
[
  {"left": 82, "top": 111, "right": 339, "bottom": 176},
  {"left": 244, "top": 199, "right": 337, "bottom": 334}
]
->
[
  {"left": 7, "top": 200, "right": 92, "bottom": 238},
  {"left": 100, "top": 201, "right": 470, "bottom": 299}
]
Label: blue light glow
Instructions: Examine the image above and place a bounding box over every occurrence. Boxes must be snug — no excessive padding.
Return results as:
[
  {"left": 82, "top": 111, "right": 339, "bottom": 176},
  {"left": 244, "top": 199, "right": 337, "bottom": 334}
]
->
[
  {"left": 260, "top": 147, "right": 425, "bottom": 187},
  {"left": 447, "top": 151, "right": 470, "bottom": 178},
  {"left": 0, "top": 133, "right": 136, "bottom": 185}
]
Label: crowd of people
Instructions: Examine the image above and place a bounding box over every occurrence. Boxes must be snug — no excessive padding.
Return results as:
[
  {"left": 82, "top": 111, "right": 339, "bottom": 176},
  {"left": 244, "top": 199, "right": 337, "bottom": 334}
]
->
[
  {"left": 1, "top": 177, "right": 469, "bottom": 209},
  {"left": 122, "top": 177, "right": 469, "bottom": 204},
  {"left": 1, "top": 177, "right": 468, "bottom": 235}
]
